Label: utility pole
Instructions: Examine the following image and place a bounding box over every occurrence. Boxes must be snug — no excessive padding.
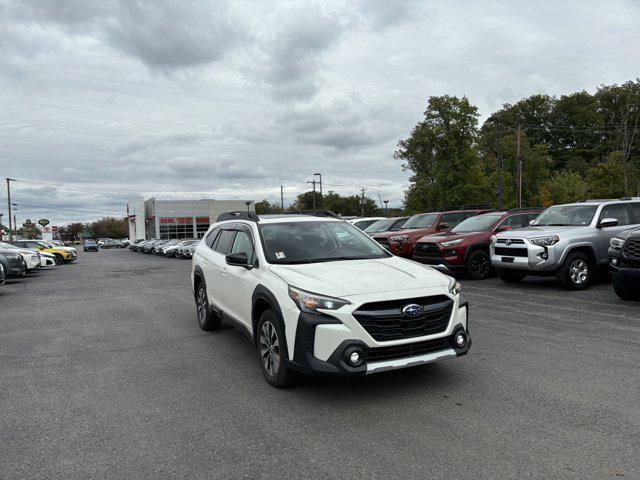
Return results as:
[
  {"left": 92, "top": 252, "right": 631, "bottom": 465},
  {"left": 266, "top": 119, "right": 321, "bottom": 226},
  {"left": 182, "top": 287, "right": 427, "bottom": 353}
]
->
[
  {"left": 6, "top": 178, "right": 13, "bottom": 241},
  {"left": 280, "top": 186, "right": 284, "bottom": 212},
  {"left": 314, "top": 173, "right": 322, "bottom": 208},
  {"left": 360, "top": 187, "right": 367, "bottom": 217},
  {"left": 383, "top": 200, "right": 389, "bottom": 216},
  {"left": 307, "top": 180, "right": 317, "bottom": 210},
  {"left": 516, "top": 126, "right": 522, "bottom": 208},
  {"left": 495, "top": 122, "right": 503, "bottom": 210}
]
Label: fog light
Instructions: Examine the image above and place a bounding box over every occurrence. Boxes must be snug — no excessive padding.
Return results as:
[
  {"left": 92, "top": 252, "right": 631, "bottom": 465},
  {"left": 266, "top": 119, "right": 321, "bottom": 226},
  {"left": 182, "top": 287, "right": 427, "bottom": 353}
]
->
[
  {"left": 540, "top": 252, "right": 548, "bottom": 260},
  {"left": 455, "top": 333, "right": 466, "bottom": 347},
  {"left": 345, "top": 347, "right": 364, "bottom": 367},
  {"left": 611, "top": 258, "right": 618, "bottom": 266},
  {"left": 349, "top": 351, "right": 361, "bottom": 364}
]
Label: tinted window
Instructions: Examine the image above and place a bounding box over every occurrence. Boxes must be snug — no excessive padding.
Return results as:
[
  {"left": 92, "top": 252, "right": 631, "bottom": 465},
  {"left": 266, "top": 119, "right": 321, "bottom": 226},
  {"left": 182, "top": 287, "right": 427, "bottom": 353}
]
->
[
  {"left": 214, "top": 230, "right": 235, "bottom": 254},
  {"left": 364, "top": 218, "right": 395, "bottom": 234},
  {"left": 403, "top": 214, "right": 438, "bottom": 229},
  {"left": 599, "top": 203, "right": 630, "bottom": 226},
  {"left": 628, "top": 203, "right": 640, "bottom": 223},
  {"left": 439, "top": 212, "right": 465, "bottom": 227},
  {"left": 205, "top": 228, "right": 220, "bottom": 248},
  {"left": 451, "top": 214, "right": 502, "bottom": 233},
  {"left": 500, "top": 215, "right": 528, "bottom": 229},
  {"left": 535, "top": 205, "right": 597, "bottom": 226},
  {"left": 230, "top": 230, "right": 254, "bottom": 260}
]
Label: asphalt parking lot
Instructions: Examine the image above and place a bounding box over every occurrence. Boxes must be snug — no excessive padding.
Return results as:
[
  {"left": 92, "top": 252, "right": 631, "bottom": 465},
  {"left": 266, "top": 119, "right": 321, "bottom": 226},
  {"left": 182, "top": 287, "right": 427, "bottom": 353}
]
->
[{"left": 1, "top": 249, "right": 638, "bottom": 479}]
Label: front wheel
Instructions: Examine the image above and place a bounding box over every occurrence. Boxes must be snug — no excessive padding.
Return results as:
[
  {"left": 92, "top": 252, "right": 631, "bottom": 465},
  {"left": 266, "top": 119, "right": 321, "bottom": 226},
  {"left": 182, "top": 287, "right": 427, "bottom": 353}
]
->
[
  {"left": 557, "top": 252, "right": 591, "bottom": 290},
  {"left": 53, "top": 254, "right": 63, "bottom": 265},
  {"left": 496, "top": 268, "right": 526, "bottom": 283},
  {"left": 195, "top": 283, "right": 221, "bottom": 331},
  {"left": 466, "top": 250, "right": 491, "bottom": 280},
  {"left": 613, "top": 273, "right": 640, "bottom": 301},
  {"left": 257, "top": 310, "right": 297, "bottom": 388}
]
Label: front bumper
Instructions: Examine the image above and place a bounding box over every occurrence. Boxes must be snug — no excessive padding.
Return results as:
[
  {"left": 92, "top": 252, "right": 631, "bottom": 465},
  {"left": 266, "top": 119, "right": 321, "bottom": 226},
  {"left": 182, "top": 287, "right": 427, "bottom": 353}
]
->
[
  {"left": 490, "top": 239, "right": 558, "bottom": 272},
  {"left": 286, "top": 296, "right": 470, "bottom": 377}
]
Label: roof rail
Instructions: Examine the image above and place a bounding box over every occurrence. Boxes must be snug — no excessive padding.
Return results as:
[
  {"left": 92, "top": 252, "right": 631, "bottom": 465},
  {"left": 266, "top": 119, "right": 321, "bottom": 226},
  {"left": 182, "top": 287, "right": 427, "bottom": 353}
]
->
[
  {"left": 285, "top": 209, "right": 341, "bottom": 219},
  {"left": 216, "top": 211, "right": 260, "bottom": 222},
  {"left": 508, "top": 207, "right": 542, "bottom": 212}
]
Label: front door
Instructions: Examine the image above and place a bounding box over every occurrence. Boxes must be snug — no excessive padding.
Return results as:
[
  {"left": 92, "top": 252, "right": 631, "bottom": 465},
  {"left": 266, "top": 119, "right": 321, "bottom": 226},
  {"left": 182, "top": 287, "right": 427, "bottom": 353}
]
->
[{"left": 221, "top": 226, "right": 257, "bottom": 328}]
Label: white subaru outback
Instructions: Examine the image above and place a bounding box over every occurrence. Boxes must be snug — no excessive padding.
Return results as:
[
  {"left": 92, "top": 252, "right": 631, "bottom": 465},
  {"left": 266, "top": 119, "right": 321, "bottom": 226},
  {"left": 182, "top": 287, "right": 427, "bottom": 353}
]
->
[{"left": 191, "top": 211, "right": 471, "bottom": 387}]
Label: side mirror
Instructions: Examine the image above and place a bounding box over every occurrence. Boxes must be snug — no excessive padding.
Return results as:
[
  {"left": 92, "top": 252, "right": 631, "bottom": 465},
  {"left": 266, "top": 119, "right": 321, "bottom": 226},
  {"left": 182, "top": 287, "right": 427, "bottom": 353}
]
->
[
  {"left": 437, "top": 223, "right": 450, "bottom": 231},
  {"left": 529, "top": 220, "right": 535, "bottom": 226},
  {"left": 496, "top": 225, "right": 512, "bottom": 232},
  {"left": 225, "top": 251, "right": 252, "bottom": 268},
  {"left": 597, "top": 218, "right": 619, "bottom": 229}
]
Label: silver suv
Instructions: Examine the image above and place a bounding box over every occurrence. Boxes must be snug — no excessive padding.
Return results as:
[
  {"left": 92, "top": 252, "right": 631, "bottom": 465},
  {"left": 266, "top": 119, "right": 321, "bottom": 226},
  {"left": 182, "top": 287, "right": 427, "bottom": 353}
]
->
[{"left": 490, "top": 198, "right": 640, "bottom": 290}]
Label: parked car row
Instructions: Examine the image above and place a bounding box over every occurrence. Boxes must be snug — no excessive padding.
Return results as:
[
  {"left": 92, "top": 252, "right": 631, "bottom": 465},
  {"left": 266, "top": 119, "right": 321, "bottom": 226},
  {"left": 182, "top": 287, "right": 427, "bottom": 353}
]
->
[
  {"left": 129, "top": 238, "right": 199, "bottom": 258},
  {"left": 0, "top": 239, "right": 76, "bottom": 288},
  {"left": 97, "top": 238, "right": 129, "bottom": 248}
]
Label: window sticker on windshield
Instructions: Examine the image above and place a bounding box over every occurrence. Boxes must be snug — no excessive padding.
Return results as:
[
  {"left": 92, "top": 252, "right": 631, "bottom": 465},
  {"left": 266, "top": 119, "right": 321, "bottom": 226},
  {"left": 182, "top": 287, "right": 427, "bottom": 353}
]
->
[{"left": 275, "top": 251, "right": 286, "bottom": 259}]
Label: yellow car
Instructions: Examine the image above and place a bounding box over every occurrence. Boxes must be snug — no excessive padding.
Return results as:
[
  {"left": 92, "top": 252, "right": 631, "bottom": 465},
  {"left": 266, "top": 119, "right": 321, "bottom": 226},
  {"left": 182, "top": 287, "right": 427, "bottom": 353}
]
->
[{"left": 11, "top": 240, "right": 77, "bottom": 265}]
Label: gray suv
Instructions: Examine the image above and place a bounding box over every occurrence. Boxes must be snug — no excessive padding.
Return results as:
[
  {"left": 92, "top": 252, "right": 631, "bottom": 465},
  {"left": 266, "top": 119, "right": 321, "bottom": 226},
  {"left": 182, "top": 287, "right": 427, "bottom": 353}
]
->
[{"left": 490, "top": 198, "right": 640, "bottom": 290}]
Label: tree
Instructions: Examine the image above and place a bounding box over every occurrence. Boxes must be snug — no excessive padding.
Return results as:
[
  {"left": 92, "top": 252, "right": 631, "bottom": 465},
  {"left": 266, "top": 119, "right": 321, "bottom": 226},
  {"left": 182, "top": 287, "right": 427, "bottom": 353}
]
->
[
  {"left": 586, "top": 152, "right": 627, "bottom": 199},
  {"left": 546, "top": 171, "right": 588, "bottom": 204},
  {"left": 289, "top": 190, "right": 378, "bottom": 216},
  {"left": 86, "top": 217, "right": 128, "bottom": 239},
  {"left": 255, "top": 199, "right": 282, "bottom": 214},
  {"left": 57, "top": 223, "right": 83, "bottom": 242},
  {"left": 397, "top": 95, "right": 488, "bottom": 212}
]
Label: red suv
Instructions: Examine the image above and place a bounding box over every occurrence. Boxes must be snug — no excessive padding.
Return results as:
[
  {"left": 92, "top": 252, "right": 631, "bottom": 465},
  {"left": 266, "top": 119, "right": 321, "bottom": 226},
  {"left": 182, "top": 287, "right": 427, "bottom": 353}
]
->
[
  {"left": 372, "top": 206, "right": 491, "bottom": 258},
  {"left": 412, "top": 209, "right": 542, "bottom": 279}
]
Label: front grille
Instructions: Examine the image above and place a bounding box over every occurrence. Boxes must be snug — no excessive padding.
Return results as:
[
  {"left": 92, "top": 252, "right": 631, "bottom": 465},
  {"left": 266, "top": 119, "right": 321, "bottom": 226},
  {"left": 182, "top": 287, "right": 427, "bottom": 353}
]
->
[
  {"left": 623, "top": 239, "right": 640, "bottom": 260},
  {"left": 353, "top": 295, "right": 453, "bottom": 341},
  {"left": 494, "top": 247, "right": 528, "bottom": 257},
  {"left": 366, "top": 335, "right": 453, "bottom": 362},
  {"left": 414, "top": 242, "right": 440, "bottom": 255},
  {"left": 496, "top": 238, "right": 525, "bottom": 244}
]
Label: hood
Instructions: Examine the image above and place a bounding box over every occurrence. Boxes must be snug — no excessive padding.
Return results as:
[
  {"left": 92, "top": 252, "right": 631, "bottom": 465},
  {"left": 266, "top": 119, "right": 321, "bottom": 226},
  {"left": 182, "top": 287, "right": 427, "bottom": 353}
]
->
[
  {"left": 269, "top": 256, "right": 450, "bottom": 298},
  {"left": 496, "top": 225, "right": 588, "bottom": 238},
  {"left": 418, "top": 231, "right": 488, "bottom": 243}
]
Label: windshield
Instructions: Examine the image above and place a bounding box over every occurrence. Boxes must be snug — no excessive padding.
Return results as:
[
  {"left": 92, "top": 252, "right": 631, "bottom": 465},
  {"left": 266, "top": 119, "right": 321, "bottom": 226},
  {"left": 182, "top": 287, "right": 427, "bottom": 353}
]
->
[
  {"left": 260, "top": 221, "right": 390, "bottom": 264},
  {"left": 35, "top": 241, "right": 54, "bottom": 248},
  {"left": 534, "top": 205, "right": 597, "bottom": 226},
  {"left": 402, "top": 214, "right": 438, "bottom": 229},
  {"left": 0, "top": 242, "right": 16, "bottom": 249},
  {"left": 452, "top": 214, "right": 502, "bottom": 233},
  {"left": 364, "top": 218, "right": 395, "bottom": 233}
]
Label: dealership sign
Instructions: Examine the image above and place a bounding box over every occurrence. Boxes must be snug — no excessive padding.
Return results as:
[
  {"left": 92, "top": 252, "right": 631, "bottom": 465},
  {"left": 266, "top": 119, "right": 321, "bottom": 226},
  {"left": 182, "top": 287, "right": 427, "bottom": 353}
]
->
[
  {"left": 160, "top": 217, "right": 199, "bottom": 225},
  {"left": 38, "top": 219, "right": 50, "bottom": 227}
]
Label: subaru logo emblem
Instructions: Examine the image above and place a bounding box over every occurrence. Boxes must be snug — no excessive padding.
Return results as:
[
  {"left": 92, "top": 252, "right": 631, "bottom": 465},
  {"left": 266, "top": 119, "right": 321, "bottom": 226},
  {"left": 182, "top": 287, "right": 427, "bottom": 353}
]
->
[
  {"left": 505, "top": 239, "right": 513, "bottom": 246},
  {"left": 402, "top": 304, "right": 423, "bottom": 317}
]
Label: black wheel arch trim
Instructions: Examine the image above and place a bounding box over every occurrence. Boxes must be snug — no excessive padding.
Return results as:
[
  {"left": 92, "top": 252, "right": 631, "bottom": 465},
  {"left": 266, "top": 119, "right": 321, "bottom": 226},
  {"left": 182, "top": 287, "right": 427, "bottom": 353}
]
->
[{"left": 463, "top": 243, "right": 491, "bottom": 261}]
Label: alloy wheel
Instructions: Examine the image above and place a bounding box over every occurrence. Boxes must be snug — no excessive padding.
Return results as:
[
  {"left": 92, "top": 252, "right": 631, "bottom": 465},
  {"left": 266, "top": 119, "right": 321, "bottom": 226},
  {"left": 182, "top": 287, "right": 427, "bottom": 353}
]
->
[
  {"left": 196, "top": 286, "right": 207, "bottom": 326},
  {"left": 470, "top": 255, "right": 490, "bottom": 279},
  {"left": 259, "top": 321, "right": 280, "bottom": 377},
  {"left": 569, "top": 259, "right": 588, "bottom": 285}
]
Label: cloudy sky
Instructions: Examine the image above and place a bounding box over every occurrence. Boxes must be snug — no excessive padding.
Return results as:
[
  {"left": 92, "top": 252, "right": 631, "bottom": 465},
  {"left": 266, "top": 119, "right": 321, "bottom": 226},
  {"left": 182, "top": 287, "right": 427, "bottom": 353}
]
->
[{"left": 1, "top": 0, "right": 639, "bottom": 225}]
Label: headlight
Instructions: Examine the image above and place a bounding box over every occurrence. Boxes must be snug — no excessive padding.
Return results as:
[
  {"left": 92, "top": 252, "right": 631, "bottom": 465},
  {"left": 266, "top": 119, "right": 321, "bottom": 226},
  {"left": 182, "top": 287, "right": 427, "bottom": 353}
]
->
[
  {"left": 441, "top": 238, "right": 463, "bottom": 247},
  {"left": 610, "top": 237, "right": 625, "bottom": 250},
  {"left": 529, "top": 235, "right": 559, "bottom": 247},
  {"left": 288, "top": 286, "right": 350, "bottom": 314},
  {"left": 448, "top": 277, "right": 461, "bottom": 295},
  {"left": 390, "top": 235, "right": 408, "bottom": 242}
]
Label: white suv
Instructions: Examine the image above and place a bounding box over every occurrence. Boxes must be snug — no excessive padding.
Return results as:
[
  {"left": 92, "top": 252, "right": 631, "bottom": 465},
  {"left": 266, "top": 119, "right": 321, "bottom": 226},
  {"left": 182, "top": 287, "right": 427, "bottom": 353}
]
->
[{"left": 191, "top": 211, "right": 471, "bottom": 387}]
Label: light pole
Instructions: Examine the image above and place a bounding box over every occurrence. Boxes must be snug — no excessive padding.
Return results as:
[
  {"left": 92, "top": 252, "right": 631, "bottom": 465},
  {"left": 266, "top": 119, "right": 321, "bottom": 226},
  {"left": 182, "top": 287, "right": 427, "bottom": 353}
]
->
[
  {"left": 314, "top": 173, "right": 322, "bottom": 208},
  {"left": 383, "top": 200, "right": 389, "bottom": 216}
]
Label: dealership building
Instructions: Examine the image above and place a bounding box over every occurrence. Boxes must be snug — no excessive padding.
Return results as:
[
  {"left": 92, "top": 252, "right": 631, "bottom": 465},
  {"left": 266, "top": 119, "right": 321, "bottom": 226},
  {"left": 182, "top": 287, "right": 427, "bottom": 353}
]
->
[{"left": 127, "top": 198, "right": 255, "bottom": 240}]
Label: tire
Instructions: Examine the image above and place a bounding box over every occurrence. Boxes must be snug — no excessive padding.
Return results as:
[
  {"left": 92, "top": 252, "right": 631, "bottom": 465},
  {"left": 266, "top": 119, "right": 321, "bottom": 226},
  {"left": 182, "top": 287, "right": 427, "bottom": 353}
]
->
[
  {"left": 556, "top": 252, "right": 592, "bottom": 291},
  {"left": 53, "top": 254, "right": 64, "bottom": 266},
  {"left": 195, "top": 282, "right": 222, "bottom": 331},
  {"left": 496, "top": 268, "right": 526, "bottom": 283},
  {"left": 257, "top": 310, "right": 298, "bottom": 388},
  {"left": 613, "top": 273, "right": 640, "bottom": 301},
  {"left": 466, "top": 250, "right": 492, "bottom": 280}
]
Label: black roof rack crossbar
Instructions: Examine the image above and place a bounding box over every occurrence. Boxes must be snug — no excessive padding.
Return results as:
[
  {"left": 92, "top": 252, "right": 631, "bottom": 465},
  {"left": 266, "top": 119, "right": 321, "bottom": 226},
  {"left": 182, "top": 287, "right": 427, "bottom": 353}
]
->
[
  {"left": 285, "top": 209, "right": 341, "bottom": 219},
  {"left": 217, "top": 211, "right": 260, "bottom": 222},
  {"left": 507, "top": 207, "right": 542, "bottom": 212}
]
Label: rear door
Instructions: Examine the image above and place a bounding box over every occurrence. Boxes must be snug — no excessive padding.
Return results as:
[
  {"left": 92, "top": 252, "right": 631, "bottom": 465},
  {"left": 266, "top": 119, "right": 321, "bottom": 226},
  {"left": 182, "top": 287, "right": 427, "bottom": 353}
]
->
[
  {"left": 197, "top": 226, "right": 228, "bottom": 310},
  {"left": 221, "top": 225, "right": 258, "bottom": 327}
]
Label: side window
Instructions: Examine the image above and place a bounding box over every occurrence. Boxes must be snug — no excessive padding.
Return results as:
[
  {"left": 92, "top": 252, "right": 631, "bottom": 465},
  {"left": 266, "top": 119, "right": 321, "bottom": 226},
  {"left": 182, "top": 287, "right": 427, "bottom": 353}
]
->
[
  {"left": 214, "top": 230, "right": 236, "bottom": 255},
  {"left": 499, "top": 215, "right": 523, "bottom": 229},
  {"left": 629, "top": 203, "right": 640, "bottom": 224},
  {"left": 599, "top": 203, "right": 630, "bottom": 226},
  {"left": 205, "top": 227, "right": 220, "bottom": 248},
  {"left": 230, "top": 230, "right": 254, "bottom": 260},
  {"left": 440, "top": 213, "right": 463, "bottom": 227}
]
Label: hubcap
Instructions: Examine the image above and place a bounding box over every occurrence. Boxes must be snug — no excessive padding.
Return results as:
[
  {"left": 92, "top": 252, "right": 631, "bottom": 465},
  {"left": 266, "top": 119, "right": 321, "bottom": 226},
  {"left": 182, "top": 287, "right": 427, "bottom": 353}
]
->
[
  {"left": 470, "top": 255, "right": 489, "bottom": 278},
  {"left": 259, "top": 321, "right": 280, "bottom": 377},
  {"left": 196, "top": 287, "right": 207, "bottom": 325},
  {"left": 569, "top": 259, "right": 588, "bottom": 284}
]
